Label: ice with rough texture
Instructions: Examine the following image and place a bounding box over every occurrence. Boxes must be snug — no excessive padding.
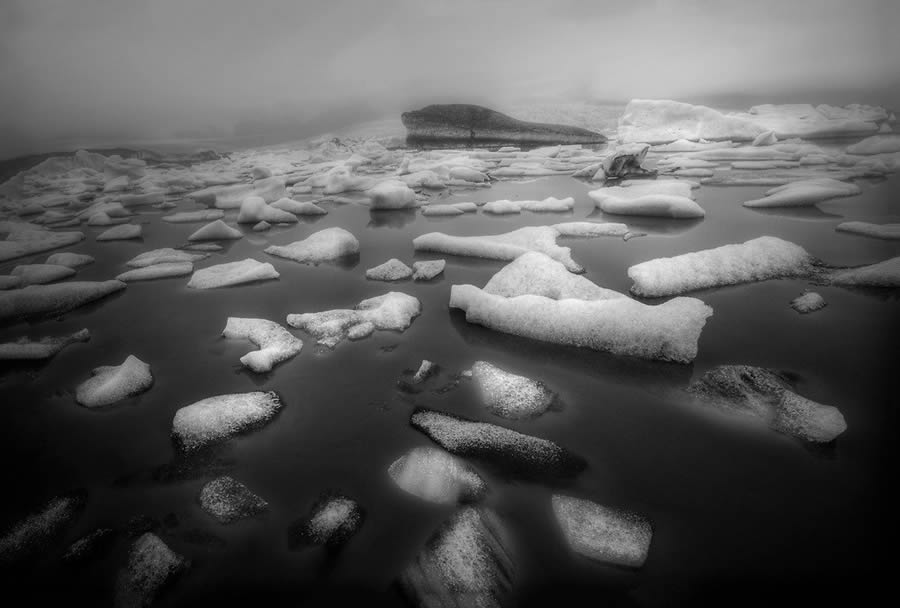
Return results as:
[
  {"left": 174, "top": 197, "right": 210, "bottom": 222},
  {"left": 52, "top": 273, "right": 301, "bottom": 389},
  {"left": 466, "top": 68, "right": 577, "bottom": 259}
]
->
[
  {"left": 117, "top": 262, "right": 193, "bottom": 282},
  {"left": 619, "top": 99, "right": 764, "bottom": 143},
  {"left": 11, "top": 263, "right": 76, "bottom": 286},
  {"left": 237, "top": 195, "right": 298, "bottom": 224},
  {"left": 189, "top": 176, "right": 286, "bottom": 209},
  {"left": 790, "top": 291, "right": 826, "bottom": 313},
  {"left": 483, "top": 196, "right": 574, "bottom": 214},
  {"left": 481, "top": 251, "right": 624, "bottom": 301},
  {"left": 264, "top": 227, "right": 359, "bottom": 264},
  {"left": 0, "top": 229, "right": 85, "bottom": 263},
  {"left": 289, "top": 494, "right": 364, "bottom": 548},
  {"left": 628, "top": 236, "right": 814, "bottom": 297},
  {"left": 75, "top": 355, "right": 153, "bottom": 407},
  {"left": 743, "top": 178, "right": 860, "bottom": 208},
  {"left": 412, "top": 360, "right": 438, "bottom": 384},
  {"left": 366, "top": 258, "right": 413, "bottom": 281},
  {"left": 115, "top": 533, "right": 187, "bottom": 608},
  {"left": 422, "top": 203, "right": 475, "bottom": 216},
  {"left": 187, "top": 219, "right": 243, "bottom": 241},
  {"left": 199, "top": 476, "right": 269, "bottom": 524},
  {"left": 471, "top": 361, "right": 555, "bottom": 419},
  {"left": 846, "top": 135, "right": 900, "bottom": 155},
  {"left": 414, "top": 226, "right": 584, "bottom": 273},
  {"left": 0, "top": 328, "right": 90, "bottom": 360},
  {"left": 222, "top": 317, "right": 302, "bottom": 372},
  {"left": 187, "top": 259, "right": 279, "bottom": 289},
  {"left": 824, "top": 256, "right": 900, "bottom": 287},
  {"left": 688, "top": 365, "right": 847, "bottom": 443},
  {"left": 368, "top": 180, "right": 417, "bottom": 209},
  {"left": 270, "top": 198, "right": 327, "bottom": 215},
  {"left": 126, "top": 248, "right": 207, "bottom": 268},
  {"left": 836, "top": 221, "right": 900, "bottom": 240},
  {"left": 161, "top": 209, "right": 224, "bottom": 223},
  {"left": 0, "top": 494, "right": 84, "bottom": 564},
  {"left": 412, "top": 259, "right": 446, "bottom": 281},
  {"left": 389, "top": 446, "right": 486, "bottom": 504},
  {"left": 46, "top": 252, "right": 94, "bottom": 268},
  {"left": 0, "top": 280, "right": 126, "bottom": 325},
  {"left": 287, "top": 292, "right": 420, "bottom": 347},
  {"left": 172, "top": 391, "right": 283, "bottom": 451},
  {"left": 551, "top": 495, "right": 652, "bottom": 568},
  {"left": 553, "top": 222, "right": 629, "bottom": 237},
  {"left": 589, "top": 181, "right": 704, "bottom": 218},
  {"left": 97, "top": 224, "right": 142, "bottom": 241},
  {"left": 410, "top": 408, "right": 584, "bottom": 478}
]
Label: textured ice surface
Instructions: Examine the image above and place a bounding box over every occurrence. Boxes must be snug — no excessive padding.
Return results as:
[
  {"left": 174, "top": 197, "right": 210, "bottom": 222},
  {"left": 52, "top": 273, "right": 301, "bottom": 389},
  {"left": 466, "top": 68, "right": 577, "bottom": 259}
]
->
[
  {"left": 11, "top": 263, "right": 76, "bottom": 286},
  {"left": 628, "top": 236, "right": 813, "bottom": 297},
  {"left": 172, "top": 391, "right": 282, "bottom": 451},
  {"left": 553, "top": 222, "right": 630, "bottom": 238},
  {"left": 117, "top": 262, "right": 193, "bottom": 282},
  {"left": 688, "top": 365, "right": 847, "bottom": 442},
  {"left": 75, "top": 355, "right": 153, "bottom": 407},
  {"left": 0, "top": 228, "right": 85, "bottom": 263},
  {"left": 222, "top": 317, "right": 302, "bottom": 372},
  {"left": 199, "top": 476, "right": 269, "bottom": 524},
  {"left": 483, "top": 196, "right": 574, "bottom": 214},
  {"left": 824, "top": 256, "right": 900, "bottom": 287},
  {"left": 264, "top": 227, "right": 360, "bottom": 264},
  {"left": 0, "top": 328, "right": 90, "bottom": 360},
  {"left": 836, "top": 221, "right": 900, "bottom": 240},
  {"left": 551, "top": 495, "right": 652, "bottom": 568},
  {"left": 45, "top": 252, "right": 94, "bottom": 268},
  {"left": 743, "top": 178, "right": 860, "bottom": 208},
  {"left": 115, "top": 533, "right": 187, "bottom": 608},
  {"left": 236, "top": 195, "right": 298, "bottom": 224},
  {"left": 0, "top": 494, "right": 83, "bottom": 564},
  {"left": 366, "top": 258, "right": 413, "bottom": 281},
  {"left": 161, "top": 209, "right": 224, "bottom": 223},
  {"left": 189, "top": 176, "right": 286, "bottom": 209},
  {"left": 752, "top": 130, "right": 778, "bottom": 146},
  {"left": 589, "top": 181, "right": 704, "bottom": 218},
  {"left": 270, "top": 198, "right": 327, "bottom": 215},
  {"left": 187, "top": 259, "right": 279, "bottom": 289},
  {"left": 126, "top": 248, "right": 207, "bottom": 268},
  {"left": 410, "top": 408, "right": 584, "bottom": 478},
  {"left": 0, "top": 280, "right": 125, "bottom": 325},
  {"left": 481, "top": 251, "right": 624, "bottom": 301},
  {"left": 287, "top": 292, "right": 420, "bottom": 347},
  {"left": 389, "top": 446, "right": 486, "bottom": 504},
  {"left": 619, "top": 99, "right": 764, "bottom": 143},
  {"left": 368, "top": 179, "right": 417, "bottom": 209},
  {"left": 791, "top": 291, "right": 827, "bottom": 314},
  {"left": 414, "top": 226, "right": 584, "bottom": 273},
  {"left": 97, "top": 224, "right": 142, "bottom": 241},
  {"left": 187, "top": 219, "right": 243, "bottom": 241},
  {"left": 422, "top": 203, "right": 477, "bottom": 216},
  {"left": 290, "top": 495, "right": 364, "bottom": 547},
  {"left": 846, "top": 135, "right": 900, "bottom": 155},
  {"left": 471, "top": 361, "right": 555, "bottom": 419},
  {"left": 412, "top": 259, "right": 446, "bottom": 281}
]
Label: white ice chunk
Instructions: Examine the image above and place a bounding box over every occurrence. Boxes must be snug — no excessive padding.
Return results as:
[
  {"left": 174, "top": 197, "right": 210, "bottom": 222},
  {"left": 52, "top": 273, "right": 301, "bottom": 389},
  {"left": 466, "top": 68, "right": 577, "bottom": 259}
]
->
[
  {"left": 483, "top": 196, "right": 574, "bottom": 215},
  {"left": 116, "top": 262, "right": 193, "bottom": 282},
  {"left": 236, "top": 195, "right": 298, "bottom": 224},
  {"left": 368, "top": 180, "right": 417, "bottom": 209},
  {"left": 482, "top": 251, "right": 624, "bottom": 301},
  {"left": 264, "top": 227, "right": 359, "bottom": 264},
  {"left": 270, "top": 198, "right": 327, "bottom": 216},
  {"left": 619, "top": 99, "right": 764, "bottom": 144},
  {"left": 45, "top": 252, "right": 94, "bottom": 268},
  {"left": 628, "top": 236, "right": 814, "bottom": 297},
  {"left": 825, "top": 256, "right": 900, "bottom": 287},
  {"left": 388, "top": 446, "right": 486, "bottom": 504},
  {"left": 471, "top": 361, "right": 555, "bottom": 419},
  {"left": 301, "top": 496, "right": 363, "bottom": 546},
  {"left": 0, "top": 280, "right": 125, "bottom": 325},
  {"left": 96, "top": 224, "right": 142, "bottom": 241},
  {"left": 199, "top": 476, "right": 268, "bottom": 524},
  {"left": 287, "top": 292, "right": 420, "bottom": 347},
  {"left": 125, "top": 248, "right": 206, "bottom": 268},
  {"left": 0, "top": 229, "right": 85, "bottom": 263},
  {"left": 187, "top": 219, "right": 243, "bottom": 241},
  {"left": 366, "top": 258, "right": 413, "bottom": 281},
  {"left": 189, "top": 176, "right": 286, "bottom": 209},
  {"left": 836, "top": 221, "right": 900, "bottom": 240},
  {"left": 791, "top": 291, "right": 826, "bottom": 314},
  {"left": 551, "top": 495, "right": 652, "bottom": 568},
  {"left": 161, "top": 209, "right": 224, "bottom": 223},
  {"left": 846, "top": 135, "right": 900, "bottom": 155},
  {"left": 187, "top": 259, "right": 279, "bottom": 289},
  {"left": 553, "top": 222, "right": 630, "bottom": 238},
  {"left": 422, "top": 202, "right": 478, "bottom": 216},
  {"left": 11, "top": 264, "right": 76, "bottom": 286},
  {"left": 0, "top": 328, "right": 90, "bottom": 360},
  {"left": 172, "top": 391, "right": 282, "bottom": 451},
  {"left": 589, "top": 182, "right": 703, "bottom": 219},
  {"left": 743, "top": 178, "right": 860, "bottom": 208},
  {"left": 222, "top": 317, "right": 302, "bottom": 372},
  {"left": 412, "top": 259, "right": 446, "bottom": 281},
  {"left": 75, "top": 355, "right": 153, "bottom": 407}
]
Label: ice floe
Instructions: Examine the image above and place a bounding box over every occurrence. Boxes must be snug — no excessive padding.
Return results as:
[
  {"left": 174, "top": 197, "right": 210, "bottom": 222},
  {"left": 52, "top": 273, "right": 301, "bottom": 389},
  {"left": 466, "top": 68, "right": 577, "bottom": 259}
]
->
[
  {"left": 589, "top": 181, "right": 704, "bottom": 219},
  {"left": 189, "top": 176, "right": 286, "bottom": 209},
  {"left": 421, "top": 202, "right": 478, "bottom": 216},
  {"left": 366, "top": 258, "right": 413, "bottom": 281},
  {"left": 481, "top": 251, "right": 623, "bottom": 301},
  {"left": 11, "top": 263, "right": 76, "bottom": 286},
  {"left": 687, "top": 365, "right": 847, "bottom": 442},
  {"left": 743, "top": 178, "right": 860, "bottom": 208},
  {"left": 0, "top": 228, "right": 85, "bottom": 263},
  {"left": 62, "top": 528, "right": 116, "bottom": 563},
  {"left": 264, "top": 227, "right": 359, "bottom": 264},
  {"left": 75, "top": 355, "right": 153, "bottom": 407},
  {"left": 172, "top": 391, "right": 283, "bottom": 451},
  {"left": 824, "top": 256, "right": 900, "bottom": 287},
  {"left": 367, "top": 180, "right": 417, "bottom": 209},
  {"left": 115, "top": 533, "right": 187, "bottom": 608},
  {"left": 0, "top": 280, "right": 125, "bottom": 325},
  {"left": 237, "top": 196, "right": 298, "bottom": 224},
  {"left": 288, "top": 494, "right": 364, "bottom": 548},
  {"left": 791, "top": 291, "right": 826, "bottom": 314},
  {"left": 551, "top": 495, "right": 652, "bottom": 568},
  {"left": 161, "top": 209, "right": 224, "bottom": 223},
  {"left": 45, "top": 252, "right": 94, "bottom": 268},
  {"left": 388, "top": 446, "right": 486, "bottom": 504},
  {"left": 0, "top": 328, "right": 90, "bottom": 360},
  {"left": 200, "top": 476, "right": 269, "bottom": 523},
  {"left": 483, "top": 196, "right": 574, "bottom": 214},
  {"left": 846, "top": 135, "right": 900, "bottom": 155},
  {"left": 836, "top": 221, "right": 900, "bottom": 240},
  {"left": 0, "top": 493, "right": 84, "bottom": 564},
  {"left": 187, "top": 259, "right": 279, "bottom": 289},
  {"left": 286, "top": 292, "right": 420, "bottom": 348},
  {"left": 222, "top": 317, "right": 302, "bottom": 372},
  {"left": 117, "top": 262, "right": 194, "bottom": 282},
  {"left": 470, "top": 361, "right": 555, "bottom": 419},
  {"left": 553, "top": 221, "right": 630, "bottom": 238},
  {"left": 126, "top": 248, "right": 207, "bottom": 268},
  {"left": 187, "top": 219, "right": 243, "bottom": 241},
  {"left": 412, "top": 259, "right": 446, "bottom": 281},
  {"left": 628, "top": 236, "right": 814, "bottom": 297},
  {"left": 96, "top": 224, "right": 142, "bottom": 241},
  {"left": 270, "top": 198, "right": 327, "bottom": 216}
]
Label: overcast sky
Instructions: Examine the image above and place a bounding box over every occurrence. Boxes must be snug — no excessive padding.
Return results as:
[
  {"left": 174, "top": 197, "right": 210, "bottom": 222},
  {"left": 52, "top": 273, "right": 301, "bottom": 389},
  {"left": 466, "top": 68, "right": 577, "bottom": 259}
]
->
[{"left": 1, "top": 0, "right": 898, "bottom": 158}]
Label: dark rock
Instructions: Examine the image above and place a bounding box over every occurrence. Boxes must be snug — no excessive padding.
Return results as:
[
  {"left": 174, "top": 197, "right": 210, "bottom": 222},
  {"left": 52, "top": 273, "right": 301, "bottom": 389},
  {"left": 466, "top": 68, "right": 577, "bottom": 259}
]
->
[{"left": 402, "top": 104, "right": 606, "bottom": 144}]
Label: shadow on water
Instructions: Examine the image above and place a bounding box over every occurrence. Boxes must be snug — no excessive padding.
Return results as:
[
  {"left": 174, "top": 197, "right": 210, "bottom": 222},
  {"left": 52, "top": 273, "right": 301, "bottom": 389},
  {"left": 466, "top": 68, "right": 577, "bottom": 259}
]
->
[{"left": 367, "top": 209, "right": 417, "bottom": 229}]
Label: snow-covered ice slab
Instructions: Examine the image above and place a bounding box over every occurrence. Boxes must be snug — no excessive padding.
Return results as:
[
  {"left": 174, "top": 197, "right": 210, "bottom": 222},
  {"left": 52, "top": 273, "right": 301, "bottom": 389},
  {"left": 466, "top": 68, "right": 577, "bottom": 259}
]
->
[
  {"left": 187, "top": 259, "right": 279, "bottom": 289},
  {"left": 0, "top": 493, "right": 84, "bottom": 564},
  {"left": 115, "top": 533, "right": 187, "bottom": 608},
  {"left": 126, "top": 248, "right": 207, "bottom": 268},
  {"left": 264, "top": 227, "right": 359, "bottom": 264},
  {"left": 367, "top": 180, "right": 417, "bottom": 209},
  {"left": 551, "top": 495, "right": 652, "bottom": 568},
  {"left": 422, "top": 203, "right": 477, "bottom": 216},
  {"left": 688, "top": 365, "right": 847, "bottom": 443},
  {"left": 75, "top": 355, "right": 153, "bottom": 407},
  {"left": 200, "top": 476, "right": 269, "bottom": 524},
  {"left": 96, "top": 224, "right": 142, "bottom": 241},
  {"left": 286, "top": 292, "right": 420, "bottom": 348},
  {"left": 388, "top": 446, "right": 486, "bottom": 504},
  {"left": 0, "top": 280, "right": 126, "bottom": 325},
  {"left": 628, "top": 236, "right": 814, "bottom": 297},
  {"left": 172, "top": 391, "right": 283, "bottom": 451},
  {"left": 366, "top": 258, "right": 413, "bottom": 281},
  {"left": 743, "top": 178, "right": 860, "bottom": 208},
  {"left": 589, "top": 181, "right": 704, "bottom": 219},
  {"left": 410, "top": 408, "right": 584, "bottom": 478},
  {"left": 471, "top": 361, "right": 555, "bottom": 420},
  {"left": 412, "top": 259, "right": 445, "bottom": 281},
  {"left": 482, "top": 251, "right": 624, "bottom": 301},
  {"left": 161, "top": 209, "right": 224, "bottom": 223},
  {"left": 791, "top": 291, "right": 826, "bottom": 314},
  {"left": 399, "top": 506, "right": 515, "bottom": 608},
  {"left": 45, "top": 252, "right": 94, "bottom": 268},
  {"left": 846, "top": 134, "right": 900, "bottom": 155},
  {"left": 116, "top": 262, "right": 193, "bottom": 282},
  {"left": 823, "top": 256, "right": 900, "bottom": 287},
  {"left": 11, "top": 263, "right": 76, "bottom": 286},
  {"left": 222, "top": 317, "right": 302, "bottom": 372},
  {"left": 483, "top": 196, "right": 574, "bottom": 214},
  {"left": 236, "top": 196, "right": 298, "bottom": 224},
  {"left": 187, "top": 219, "right": 243, "bottom": 241},
  {"left": 414, "top": 226, "right": 585, "bottom": 273},
  {"left": 270, "top": 198, "right": 327, "bottom": 216},
  {"left": 553, "top": 222, "right": 629, "bottom": 238},
  {"left": 836, "top": 221, "right": 900, "bottom": 240},
  {"left": 288, "top": 494, "right": 364, "bottom": 548},
  {"left": 0, "top": 328, "right": 90, "bottom": 360},
  {"left": 0, "top": 229, "right": 85, "bottom": 263}
]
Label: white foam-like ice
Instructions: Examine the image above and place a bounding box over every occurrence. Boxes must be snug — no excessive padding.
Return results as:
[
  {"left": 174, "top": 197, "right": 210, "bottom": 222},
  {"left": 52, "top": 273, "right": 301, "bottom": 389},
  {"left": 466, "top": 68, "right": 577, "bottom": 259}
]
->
[
  {"left": 0, "top": 280, "right": 126, "bottom": 325},
  {"left": 172, "top": 391, "right": 282, "bottom": 451},
  {"left": 115, "top": 533, "right": 186, "bottom": 608},
  {"left": 551, "top": 495, "right": 652, "bottom": 568},
  {"left": 237, "top": 195, "right": 298, "bottom": 224},
  {"left": 187, "top": 219, "right": 243, "bottom": 241},
  {"left": 286, "top": 292, "right": 420, "bottom": 347},
  {"left": 187, "top": 259, "right": 279, "bottom": 289},
  {"left": 199, "top": 476, "right": 269, "bottom": 524},
  {"left": 481, "top": 251, "right": 624, "bottom": 301},
  {"left": 791, "top": 291, "right": 826, "bottom": 314},
  {"left": 471, "top": 361, "right": 555, "bottom": 420},
  {"left": 483, "top": 196, "right": 574, "bottom": 215},
  {"left": 366, "top": 258, "right": 413, "bottom": 281},
  {"left": 222, "top": 317, "right": 302, "bottom": 372},
  {"left": 264, "top": 227, "right": 359, "bottom": 264},
  {"left": 388, "top": 446, "right": 486, "bottom": 504},
  {"left": 553, "top": 222, "right": 630, "bottom": 238},
  {"left": 75, "top": 354, "right": 153, "bottom": 407},
  {"left": 126, "top": 248, "right": 207, "bottom": 268},
  {"left": 412, "top": 259, "right": 446, "bottom": 281}
]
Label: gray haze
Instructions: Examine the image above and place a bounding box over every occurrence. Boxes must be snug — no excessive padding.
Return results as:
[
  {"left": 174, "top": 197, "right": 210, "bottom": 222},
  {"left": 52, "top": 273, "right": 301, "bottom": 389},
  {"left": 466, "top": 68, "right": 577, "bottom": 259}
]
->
[{"left": 2, "top": 0, "right": 898, "bottom": 159}]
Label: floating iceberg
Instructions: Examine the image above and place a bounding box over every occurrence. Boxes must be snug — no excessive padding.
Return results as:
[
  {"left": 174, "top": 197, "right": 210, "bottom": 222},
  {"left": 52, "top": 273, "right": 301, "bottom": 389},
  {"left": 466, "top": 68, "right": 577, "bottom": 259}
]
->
[
  {"left": 0, "top": 228, "right": 85, "bottom": 263},
  {"left": 846, "top": 134, "right": 900, "bottom": 155},
  {"left": 288, "top": 494, "right": 364, "bottom": 548},
  {"left": 45, "top": 252, "right": 94, "bottom": 268},
  {"left": 75, "top": 355, "right": 153, "bottom": 407},
  {"left": 187, "top": 219, "right": 243, "bottom": 241},
  {"left": 161, "top": 209, "right": 225, "bottom": 223},
  {"left": 824, "top": 256, "right": 900, "bottom": 287},
  {"left": 551, "top": 495, "right": 652, "bottom": 568},
  {"left": 270, "top": 198, "right": 327, "bottom": 216},
  {"left": 286, "top": 292, "right": 420, "bottom": 348},
  {"left": 836, "top": 221, "right": 900, "bottom": 240},
  {"left": 481, "top": 251, "right": 624, "bottom": 301},
  {"left": 366, "top": 258, "right": 413, "bottom": 281},
  {"left": 222, "top": 317, "right": 302, "bottom": 372},
  {"left": 422, "top": 202, "right": 478, "bottom": 216},
  {"left": 0, "top": 280, "right": 126, "bottom": 325},
  {"left": 189, "top": 176, "right": 286, "bottom": 209},
  {"left": 619, "top": 99, "right": 764, "bottom": 144},
  {"left": 200, "top": 476, "right": 269, "bottom": 524},
  {"left": 11, "top": 263, "right": 76, "bottom": 286},
  {"left": 743, "top": 178, "right": 860, "bottom": 208},
  {"left": 125, "top": 248, "right": 207, "bottom": 268},
  {"left": 471, "top": 361, "right": 555, "bottom": 419},
  {"left": 96, "top": 224, "right": 142, "bottom": 241},
  {"left": 414, "top": 226, "right": 584, "bottom": 273},
  {"left": 172, "top": 391, "right": 283, "bottom": 451},
  {"left": 116, "top": 262, "right": 194, "bottom": 282},
  {"left": 264, "top": 227, "right": 359, "bottom": 265},
  {"left": 186, "top": 259, "right": 279, "bottom": 289},
  {"left": 236, "top": 196, "right": 298, "bottom": 224},
  {"left": 412, "top": 259, "right": 446, "bottom": 281},
  {"left": 553, "top": 221, "right": 630, "bottom": 238},
  {"left": 0, "top": 328, "right": 90, "bottom": 360},
  {"left": 791, "top": 291, "right": 826, "bottom": 313},
  {"left": 628, "top": 236, "right": 814, "bottom": 297},
  {"left": 588, "top": 181, "right": 704, "bottom": 219},
  {"left": 367, "top": 180, "right": 417, "bottom": 209},
  {"left": 115, "top": 533, "right": 187, "bottom": 608},
  {"left": 388, "top": 446, "right": 486, "bottom": 504},
  {"left": 0, "top": 493, "right": 84, "bottom": 564},
  {"left": 483, "top": 196, "right": 574, "bottom": 214}
]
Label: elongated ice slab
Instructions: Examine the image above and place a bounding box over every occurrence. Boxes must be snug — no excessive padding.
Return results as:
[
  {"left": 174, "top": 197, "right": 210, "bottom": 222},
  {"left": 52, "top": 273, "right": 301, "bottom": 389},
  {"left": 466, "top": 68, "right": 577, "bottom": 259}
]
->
[
  {"left": 0, "top": 328, "right": 90, "bottom": 360},
  {"left": 836, "top": 221, "right": 900, "bottom": 240},
  {"left": 117, "top": 262, "right": 193, "bottom": 282},
  {"left": 366, "top": 258, "right": 413, "bottom": 281},
  {"left": 552, "top": 495, "right": 652, "bottom": 568},
  {"left": 471, "top": 361, "right": 555, "bottom": 419},
  {"left": 172, "top": 391, "right": 282, "bottom": 451},
  {"left": 187, "top": 259, "right": 279, "bottom": 289},
  {"left": 222, "top": 317, "right": 302, "bottom": 372},
  {"left": 75, "top": 355, "right": 153, "bottom": 407},
  {"left": 97, "top": 224, "right": 142, "bottom": 241},
  {"left": 824, "top": 256, "right": 900, "bottom": 287},
  {"left": 589, "top": 181, "right": 703, "bottom": 218},
  {"left": 0, "top": 229, "right": 84, "bottom": 263},
  {"left": 161, "top": 209, "right": 224, "bottom": 223},
  {"left": 264, "top": 227, "right": 359, "bottom": 264},
  {"left": 126, "top": 248, "right": 207, "bottom": 268},
  {"left": 743, "top": 178, "right": 860, "bottom": 208},
  {"left": 11, "top": 263, "right": 75, "bottom": 286},
  {"left": 0, "top": 494, "right": 84, "bottom": 564},
  {"left": 0, "top": 280, "right": 126, "bottom": 325}
]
